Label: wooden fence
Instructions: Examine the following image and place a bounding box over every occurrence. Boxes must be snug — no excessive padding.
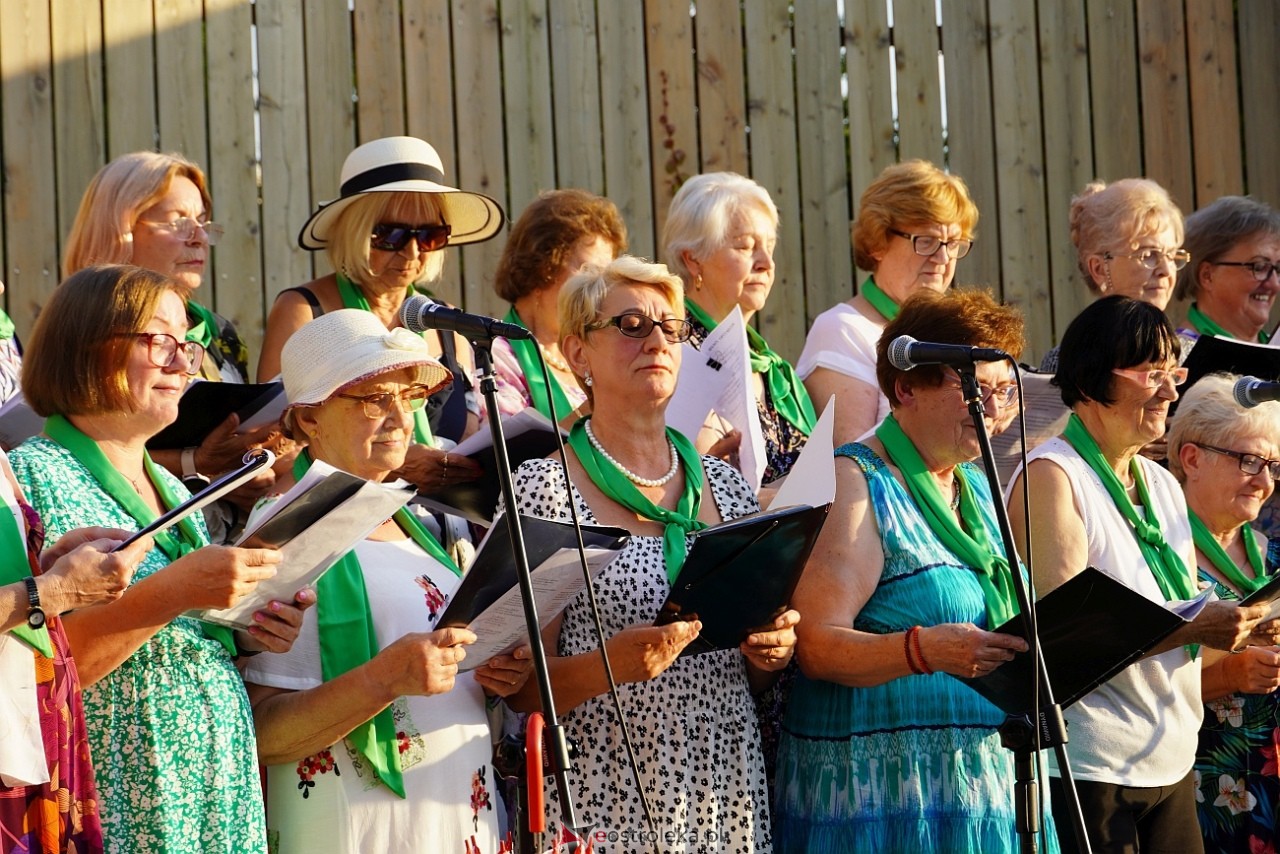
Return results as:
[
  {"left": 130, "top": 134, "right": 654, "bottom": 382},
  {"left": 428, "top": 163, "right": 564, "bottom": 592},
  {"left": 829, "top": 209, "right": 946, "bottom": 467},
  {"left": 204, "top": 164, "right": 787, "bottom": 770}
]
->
[{"left": 0, "top": 0, "right": 1276, "bottom": 367}]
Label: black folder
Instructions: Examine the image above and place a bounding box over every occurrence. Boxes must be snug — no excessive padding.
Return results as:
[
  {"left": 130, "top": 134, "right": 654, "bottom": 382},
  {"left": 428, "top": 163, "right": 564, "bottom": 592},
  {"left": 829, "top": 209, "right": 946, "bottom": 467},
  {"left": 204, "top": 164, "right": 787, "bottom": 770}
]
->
[
  {"left": 1175, "top": 334, "right": 1280, "bottom": 416},
  {"left": 654, "top": 502, "right": 832, "bottom": 656},
  {"left": 961, "top": 566, "right": 1198, "bottom": 714},
  {"left": 148, "top": 381, "right": 284, "bottom": 450},
  {"left": 420, "top": 428, "right": 564, "bottom": 524}
]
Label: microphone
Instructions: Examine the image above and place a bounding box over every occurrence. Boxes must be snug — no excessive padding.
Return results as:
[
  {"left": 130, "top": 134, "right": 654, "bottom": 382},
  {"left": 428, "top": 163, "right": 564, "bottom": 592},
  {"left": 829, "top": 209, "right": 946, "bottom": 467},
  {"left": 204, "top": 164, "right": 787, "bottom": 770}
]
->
[
  {"left": 887, "top": 335, "right": 1009, "bottom": 371},
  {"left": 1234, "top": 376, "right": 1280, "bottom": 408},
  {"left": 399, "top": 294, "right": 531, "bottom": 341}
]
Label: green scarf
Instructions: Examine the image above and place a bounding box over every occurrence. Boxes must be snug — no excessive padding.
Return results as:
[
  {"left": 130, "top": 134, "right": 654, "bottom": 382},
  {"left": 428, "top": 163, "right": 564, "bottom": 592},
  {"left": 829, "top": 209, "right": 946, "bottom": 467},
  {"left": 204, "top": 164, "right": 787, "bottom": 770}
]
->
[
  {"left": 1187, "top": 302, "right": 1270, "bottom": 344},
  {"left": 337, "top": 274, "right": 434, "bottom": 446},
  {"left": 0, "top": 308, "right": 16, "bottom": 342},
  {"left": 683, "top": 299, "right": 816, "bottom": 435},
  {"left": 184, "top": 299, "right": 218, "bottom": 350},
  {"left": 295, "top": 452, "right": 459, "bottom": 798},
  {"left": 567, "top": 418, "right": 705, "bottom": 581},
  {"left": 501, "top": 306, "right": 575, "bottom": 422},
  {"left": 860, "top": 276, "right": 900, "bottom": 322},
  {"left": 875, "top": 414, "right": 1018, "bottom": 628},
  {"left": 42, "top": 414, "right": 235, "bottom": 656},
  {"left": 0, "top": 497, "right": 52, "bottom": 657},
  {"left": 1190, "top": 511, "right": 1268, "bottom": 596}
]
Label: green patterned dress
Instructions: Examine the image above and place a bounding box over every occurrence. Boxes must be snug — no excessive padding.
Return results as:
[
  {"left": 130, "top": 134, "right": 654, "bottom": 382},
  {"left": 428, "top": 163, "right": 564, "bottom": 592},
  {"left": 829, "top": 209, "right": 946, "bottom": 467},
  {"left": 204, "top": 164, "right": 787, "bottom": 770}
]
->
[{"left": 10, "top": 437, "right": 266, "bottom": 853}]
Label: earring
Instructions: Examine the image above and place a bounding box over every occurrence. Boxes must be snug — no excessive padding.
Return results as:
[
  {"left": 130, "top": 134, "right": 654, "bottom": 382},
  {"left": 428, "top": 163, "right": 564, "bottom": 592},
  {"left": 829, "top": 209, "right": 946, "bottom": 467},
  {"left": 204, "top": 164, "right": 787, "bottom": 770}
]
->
[
  {"left": 584, "top": 373, "right": 594, "bottom": 387},
  {"left": 695, "top": 274, "right": 703, "bottom": 291}
]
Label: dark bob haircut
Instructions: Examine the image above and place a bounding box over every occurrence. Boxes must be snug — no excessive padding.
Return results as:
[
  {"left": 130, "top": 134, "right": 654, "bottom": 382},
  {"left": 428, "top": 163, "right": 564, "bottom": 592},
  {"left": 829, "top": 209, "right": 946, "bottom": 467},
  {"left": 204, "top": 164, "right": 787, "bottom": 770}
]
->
[
  {"left": 1052, "top": 295, "right": 1180, "bottom": 408},
  {"left": 876, "top": 287, "right": 1025, "bottom": 407}
]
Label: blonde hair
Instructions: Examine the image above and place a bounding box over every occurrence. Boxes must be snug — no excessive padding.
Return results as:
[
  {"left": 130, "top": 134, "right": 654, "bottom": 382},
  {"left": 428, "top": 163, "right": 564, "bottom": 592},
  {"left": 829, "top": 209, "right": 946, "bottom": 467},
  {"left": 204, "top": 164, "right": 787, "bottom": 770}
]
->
[
  {"left": 662, "top": 172, "right": 779, "bottom": 282},
  {"left": 1168, "top": 373, "right": 1280, "bottom": 481},
  {"left": 559, "top": 255, "right": 684, "bottom": 345},
  {"left": 63, "top": 152, "right": 212, "bottom": 275},
  {"left": 852, "top": 160, "right": 978, "bottom": 271},
  {"left": 325, "top": 193, "right": 448, "bottom": 286},
  {"left": 1070, "top": 178, "right": 1184, "bottom": 292}
]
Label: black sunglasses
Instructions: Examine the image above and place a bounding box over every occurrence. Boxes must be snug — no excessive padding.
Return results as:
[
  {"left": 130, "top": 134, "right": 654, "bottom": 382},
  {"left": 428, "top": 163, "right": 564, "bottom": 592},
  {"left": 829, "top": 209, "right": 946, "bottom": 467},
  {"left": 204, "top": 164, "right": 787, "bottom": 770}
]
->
[
  {"left": 370, "top": 222, "right": 452, "bottom": 252},
  {"left": 590, "top": 312, "right": 693, "bottom": 344}
]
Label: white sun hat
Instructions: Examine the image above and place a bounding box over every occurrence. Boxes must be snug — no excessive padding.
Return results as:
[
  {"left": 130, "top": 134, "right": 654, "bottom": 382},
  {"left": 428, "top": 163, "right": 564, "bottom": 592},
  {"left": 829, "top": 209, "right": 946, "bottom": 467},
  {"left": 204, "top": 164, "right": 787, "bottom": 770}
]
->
[{"left": 297, "top": 136, "right": 505, "bottom": 250}]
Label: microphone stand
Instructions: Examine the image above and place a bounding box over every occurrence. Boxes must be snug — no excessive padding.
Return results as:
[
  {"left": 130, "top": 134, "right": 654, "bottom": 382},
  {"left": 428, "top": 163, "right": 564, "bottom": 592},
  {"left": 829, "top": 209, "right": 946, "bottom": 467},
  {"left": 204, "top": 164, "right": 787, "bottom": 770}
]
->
[{"left": 955, "top": 366, "right": 1092, "bottom": 854}]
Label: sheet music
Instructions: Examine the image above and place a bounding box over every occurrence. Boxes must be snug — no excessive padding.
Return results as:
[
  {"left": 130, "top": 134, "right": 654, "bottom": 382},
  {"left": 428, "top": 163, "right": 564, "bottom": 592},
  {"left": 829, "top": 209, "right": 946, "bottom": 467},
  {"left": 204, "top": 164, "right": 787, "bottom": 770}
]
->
[{"left": 770, "top": 396, "right": 836, "bottom": 509}]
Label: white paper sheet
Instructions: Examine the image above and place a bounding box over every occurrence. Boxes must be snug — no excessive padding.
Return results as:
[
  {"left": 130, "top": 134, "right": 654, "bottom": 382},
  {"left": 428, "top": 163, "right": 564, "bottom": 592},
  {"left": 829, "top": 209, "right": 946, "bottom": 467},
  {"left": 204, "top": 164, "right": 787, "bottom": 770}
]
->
[{"left": 770, "top": 396, "right": 836, "bottom": 509}]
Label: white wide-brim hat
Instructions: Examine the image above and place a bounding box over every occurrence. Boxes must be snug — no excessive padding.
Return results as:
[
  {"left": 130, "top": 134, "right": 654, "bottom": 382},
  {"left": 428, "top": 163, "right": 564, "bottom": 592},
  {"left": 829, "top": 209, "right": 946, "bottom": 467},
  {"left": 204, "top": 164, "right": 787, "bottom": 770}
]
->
[
  {"left": 297, "top": 136, "right": 506, "bottom": 250},
  {"left": 280, "top": 310, "right": 452, "bottom": 421}
]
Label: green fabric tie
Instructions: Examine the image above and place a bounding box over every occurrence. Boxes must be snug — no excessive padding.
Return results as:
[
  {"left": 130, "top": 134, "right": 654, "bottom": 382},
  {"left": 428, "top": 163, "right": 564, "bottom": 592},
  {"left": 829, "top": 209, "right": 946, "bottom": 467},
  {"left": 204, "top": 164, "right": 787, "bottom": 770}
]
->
[
  {"left": 42, "top": 414, "right": 235, "bottom": 656},
  {"left": 860, "top": 276, "right": 900, "bottom": 322},
  {"left": 295, "top": 452, "right": 458, "bottom": 799},
  {"left": 567, "top": 418, "right": 705, "bottom": 582},
  {"left": 184, "top": 299, "right": 218, "bottom": 350},
  {"left": 875, "top": 413, "right": 1018, "bottom": 628},
  {"left": 1187, "top": 302, "right": 1270, "bottom": 344},
  {"left": 0, "top": 497, "right": 52, "bottom": 657},
  {"left": 0, "top": 308, "right": 16, "bottom": 342},
  {"left": 337, "top": 274, "right": 434, "bottom": 446},
  {"left": 683, "top": 299, "right": 816, "bottom": 436},
  {"left": 1190, "top": 511, "right": 1268, "bottom": 595},
  {"left": 501, "top": 306, "right": 575, "bottom": 422}
]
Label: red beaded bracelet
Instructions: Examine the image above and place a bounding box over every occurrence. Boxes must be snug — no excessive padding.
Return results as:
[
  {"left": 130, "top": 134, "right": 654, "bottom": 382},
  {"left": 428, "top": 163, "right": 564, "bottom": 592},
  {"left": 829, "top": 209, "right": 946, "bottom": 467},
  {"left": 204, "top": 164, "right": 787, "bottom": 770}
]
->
[
  {"left": 910, "top": 625, "right": 934, "bottom": 675},
  {"left": 904, "top": 626, "right": 924, "bottom": 675}
]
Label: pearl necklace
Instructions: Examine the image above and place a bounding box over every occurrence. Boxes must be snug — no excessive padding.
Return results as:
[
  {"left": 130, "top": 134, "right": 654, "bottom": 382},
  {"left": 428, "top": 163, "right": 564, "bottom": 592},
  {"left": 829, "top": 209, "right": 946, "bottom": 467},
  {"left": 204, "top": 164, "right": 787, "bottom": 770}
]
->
[
  {"left": 585, "top": 419, "right": 679, "bottom": 488},
  {"left": 538, "top": 342, "right": 571, "bottom": 373}
]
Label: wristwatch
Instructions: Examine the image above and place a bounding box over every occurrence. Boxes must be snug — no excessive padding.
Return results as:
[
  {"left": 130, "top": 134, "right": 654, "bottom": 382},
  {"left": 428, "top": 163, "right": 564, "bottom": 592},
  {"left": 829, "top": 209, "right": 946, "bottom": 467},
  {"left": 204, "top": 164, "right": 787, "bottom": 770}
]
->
[
  {"left": 181, "top": 446, "right": 211, "bottom": 491},
  {"left": 23, "top": 576, "right": 45, "bottom": 630}
]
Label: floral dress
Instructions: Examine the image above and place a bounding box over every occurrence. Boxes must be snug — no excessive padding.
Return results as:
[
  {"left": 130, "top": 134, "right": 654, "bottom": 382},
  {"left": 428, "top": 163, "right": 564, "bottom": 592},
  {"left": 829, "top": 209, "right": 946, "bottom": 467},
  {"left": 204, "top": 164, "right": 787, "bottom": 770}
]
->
[
  {"left": 10, "top": 437, "right": 265, "bottom": 854},
  {"left": 511, "top": 456, "right": 770, "bottom": 854}
]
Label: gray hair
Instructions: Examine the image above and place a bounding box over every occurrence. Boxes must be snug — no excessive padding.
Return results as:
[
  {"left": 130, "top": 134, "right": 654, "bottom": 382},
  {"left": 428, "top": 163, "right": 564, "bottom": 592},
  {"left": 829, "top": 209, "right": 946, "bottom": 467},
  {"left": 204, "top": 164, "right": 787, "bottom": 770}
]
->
[
  {"left": 1168, "top": 372, "right": 1280, "bottom": 481},
  {"left": 661, "top": 172, "right": 779, "bottom": 283},
  {"left": 1175, "top": 196, "right": 1280, "bottom": 302}
]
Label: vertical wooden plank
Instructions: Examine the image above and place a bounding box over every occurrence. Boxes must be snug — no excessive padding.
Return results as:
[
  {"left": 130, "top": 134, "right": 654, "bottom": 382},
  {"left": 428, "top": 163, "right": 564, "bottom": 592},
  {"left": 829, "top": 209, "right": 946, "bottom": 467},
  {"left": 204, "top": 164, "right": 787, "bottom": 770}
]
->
[
  {"left": 793, "top": 0, "right": 854, "bottom": 315},
  {"left": 742, "top": 0, "right": 804, "bottom": 362},
  {"left": 1135, "top": 0, "right": 1192, "bottom": 211},
  {"left": 257, "top": 0, "right": 314, "bottom": 312},
  {"left": 102, "top": 0, "right": 156, "bottom": 156},
  {"left": 844, "top": 0, "right": 896, "bottom": 219},
  {"left": 498, "top": 0, "right": 555, "bottom": 221},
  {"left": 988, "top": 0, "right": 1053, "bottom": 358},
  {"left": 942, "top": 1, "right": 1002, "bottom": 298},
  {"left": 1238, "top": 0, "right": 1280, "bottom": 208},
  {"left": 353, "top": 0, "right": 405, "bottom": 141},
  {"left": 1037, "top": 0, "right": 1095, "bottom": 345},
  {"left": 0, "top": 0, "right": 60, "bottom": 330},
  {"left": 204, "top": 0, "right": 263, "bottom": 350},
  {"left": 892, "top": 0, "right": 944, "bottom": 164},
  {"left": 693, "top": 2, "right": 748, "bottom": 175},
  {"left": 644, "top": 0, "right": 698, "bottom": 253},
  {"left": 1184, "top": 0, "right": 1242, "bottom": 206},
  {"left": 550, "top": 0, "right": 603, "bottom": 192},
  {"left": 451, "top": 0, "right": 508, "bottom": 316},
  {"left": 597, "top": 2, "right": 654, "bottom": 261},
  {"left": 153, "top": 0, "right": 208, "bottom": 166},
  {"left": 49, "top": 0, "right": 106, "bottom": 267},
  {"left": 1085, "top": 0, "right": 1141, "bottom": 180}
]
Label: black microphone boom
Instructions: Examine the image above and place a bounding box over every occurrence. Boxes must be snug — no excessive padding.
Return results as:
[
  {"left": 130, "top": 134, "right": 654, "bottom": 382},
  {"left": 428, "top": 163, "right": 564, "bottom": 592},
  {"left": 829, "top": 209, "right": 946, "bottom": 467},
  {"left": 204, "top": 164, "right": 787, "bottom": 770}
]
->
[
  {"left": 887, "top": 334, "right": 1009, "bottom": 371},
  {"left": 399, "top": 294, "right": 532, "bottom": 341},
  {"left": 1234, "top": 375, "right": 1280, "bottom": 409}
]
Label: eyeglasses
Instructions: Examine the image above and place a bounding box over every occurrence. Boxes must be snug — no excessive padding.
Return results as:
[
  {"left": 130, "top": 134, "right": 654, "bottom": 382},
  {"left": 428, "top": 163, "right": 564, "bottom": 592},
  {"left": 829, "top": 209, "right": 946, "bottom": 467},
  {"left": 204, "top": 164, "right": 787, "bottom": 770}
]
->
[
  {"left": 589, "top": 312, "right": 693, "bottom": 344},
  {"left": 333, "top": 384, "right": 433, "bottom": 420},
  {"left": 1194, "top": 443, "right": 1280, "bottom": 480},
  {"left": 889, "top": 229, "right": 972, "bottom": 260},
  {"left": 1110, "top": 365, "right": 1189, "bottom": 389},
  {"left": 1210, "top": 259, "right": 1280, "bottom": 283},
  {"left": 370, "top": 223, "right": 451, "bottom": 253},
  {"left": 116, "top": 332, "right": 206, "bottom": 376},
  {"left": 137, "top": 216, "right": 224, "bottom": 246},
  {"left": 942, "top": 378, "right": 1020, "bottom": 409},
  {"left": 1103, "top": 248, "right": 1191, "bottom": 271}
]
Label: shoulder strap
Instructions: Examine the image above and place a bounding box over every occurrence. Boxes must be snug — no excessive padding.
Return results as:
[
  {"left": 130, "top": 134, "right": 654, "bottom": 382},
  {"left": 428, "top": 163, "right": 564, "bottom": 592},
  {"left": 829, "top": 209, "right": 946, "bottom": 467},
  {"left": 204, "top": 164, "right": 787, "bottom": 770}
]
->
[{"left": 279, "top": 286, "right": 323, "bottom": 320}]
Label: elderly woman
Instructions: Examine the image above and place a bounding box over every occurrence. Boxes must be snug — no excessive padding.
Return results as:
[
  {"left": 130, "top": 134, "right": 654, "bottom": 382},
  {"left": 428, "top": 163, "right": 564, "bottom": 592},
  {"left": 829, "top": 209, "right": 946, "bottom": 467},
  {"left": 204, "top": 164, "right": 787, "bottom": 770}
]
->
[
  {"left": 487, "top": 188, "right": 626, "bottom": 423},
  {"left": 663, "top": 171, "right": 816, "bottom": 484},
  {"left": 506, "top": 255, "right": 798, "bottom": 851},
  {"left": 1175, "top": 195, "right": 1280, "bottom": 348},
  {"left": 1166, "top": 374, "right": 1280, "bottom": 853},
  {"left": 244, "top": 309, "right": 530, "bottom": 853},
  {"left": 1008, "top": 297, "right": 1273, "bottom": 854},
  {"left": 1039, "top": 179, "right": 1187, "bottom": 372},
  {"left": 775, "top": 288, "right": 1042, "bottom": 852},
  {"left": 9, "top": 265, "right": 308, "bottom": 853}
]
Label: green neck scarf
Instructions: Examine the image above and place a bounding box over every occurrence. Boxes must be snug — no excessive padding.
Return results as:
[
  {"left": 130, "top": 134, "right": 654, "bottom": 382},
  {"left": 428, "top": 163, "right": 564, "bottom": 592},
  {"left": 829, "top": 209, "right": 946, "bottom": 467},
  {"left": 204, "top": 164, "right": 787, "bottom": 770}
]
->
[
  {"left": 683, "top": 299, "right": 816, "bottom": 435},
  {"left": 1190, "top": 511, "right": 1268, "bottom": 595},
  {"left": 1188, "top": 302, "right": 1270, "bottom": 344},
  {"left": 875, "top": 414, "right": 1018, "bottom": 628},
  {"left": 337, "top": 274, "right": 434, "bottom": 445},
  {"left": 567, "top": 418, "right": 705, "bottom": 581},
  {"left": 861, "top": 276, "right": 900, "bottom": 322},
  {"left": 295, "top": 452, "right": 458, "bottom": 798},
  {"left": 42, "top": 414, "right": 235, "bottom": 656},
  {"left": 184, "top": 299, "right": 218, "bottom": 350},
  {"left": 0, "top": 308, "right": 16, "bottom": 342},
  {"left": 501, "top": 306, "right": 575, "bottom": 422},
  {"left": 0, "top": 498, "right": 52, "bottom": 657}
]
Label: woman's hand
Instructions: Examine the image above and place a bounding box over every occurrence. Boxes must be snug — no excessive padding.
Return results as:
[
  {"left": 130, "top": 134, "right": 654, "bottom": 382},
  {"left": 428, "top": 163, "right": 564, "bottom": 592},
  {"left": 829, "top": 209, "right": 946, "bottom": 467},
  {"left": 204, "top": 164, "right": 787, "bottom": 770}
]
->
[
  {"left": 474, "top": 644, "right": 534, "bottom": 697},
  {"left": 394, "top": 444, "right": 484, "bottom": 494},
  {"left": 1246, "top": 617, "right": 1280, "bottom": 648},
  {"left": 167, "top": 545, "right": 282, "bottom": 612},
  {"left": 40, "top": 525, "right": 135, "bottom": 572},
  {"left": 39, "top": 533, "right": 152, "bottom": 615},
  {"left": 917, "top": 623, "right": 1027, "bottom": 678},
  {"left": 197, "top": 414, "right": 292, "bottom": 476},
  {"left": 605, "top": 620, "right": 702, "bottom": 683},
  {"left": 234, "top": 587, "right": 317, "bottom": 655},
  {"left": 375, "top": 626, "right": 477, "bottom": 698},
  {"left": 1191, "top": 600, "right": 1271, "bottom": 652},
  {"left": 1224, "top": 646, "right": 1280, "bottom": 695},
  {"left": 740, "top": 609, "right": 800, "bottom": 672}
]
